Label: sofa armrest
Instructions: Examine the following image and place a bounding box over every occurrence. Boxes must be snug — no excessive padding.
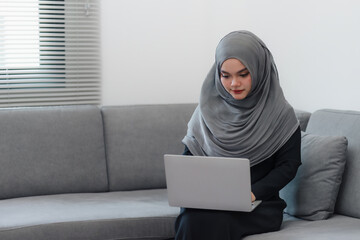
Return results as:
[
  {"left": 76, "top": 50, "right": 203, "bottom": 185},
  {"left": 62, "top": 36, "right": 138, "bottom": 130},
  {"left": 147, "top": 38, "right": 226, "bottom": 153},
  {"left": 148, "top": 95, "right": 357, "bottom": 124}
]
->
[{"left": 294, "top": 109, "right": 311, "bottom": 131}]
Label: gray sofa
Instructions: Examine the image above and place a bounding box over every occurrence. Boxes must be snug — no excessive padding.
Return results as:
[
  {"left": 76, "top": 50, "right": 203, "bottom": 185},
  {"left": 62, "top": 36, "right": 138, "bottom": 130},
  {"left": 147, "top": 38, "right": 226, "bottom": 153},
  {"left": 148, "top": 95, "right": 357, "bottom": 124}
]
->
[{"left": 0, "top": 104, "right": 359, "bottom": 240}]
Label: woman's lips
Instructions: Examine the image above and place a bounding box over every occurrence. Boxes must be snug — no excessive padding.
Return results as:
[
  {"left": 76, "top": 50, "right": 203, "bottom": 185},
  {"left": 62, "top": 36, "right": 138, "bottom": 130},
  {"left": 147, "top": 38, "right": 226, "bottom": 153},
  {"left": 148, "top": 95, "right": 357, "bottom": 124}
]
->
[{"left": 232, "top": 90, "right": 244, "bottom": 94}]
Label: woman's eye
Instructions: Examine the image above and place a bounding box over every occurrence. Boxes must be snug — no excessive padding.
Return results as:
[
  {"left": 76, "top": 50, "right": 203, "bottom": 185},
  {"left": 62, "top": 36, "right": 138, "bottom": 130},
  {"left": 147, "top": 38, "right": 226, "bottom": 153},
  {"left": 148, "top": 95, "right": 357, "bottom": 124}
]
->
[
  {"left": 221, "top": 75, "right": 229, "bottom": 79},
  {"left": 240, "top": 72, "right": 249, "bottom": 77}
]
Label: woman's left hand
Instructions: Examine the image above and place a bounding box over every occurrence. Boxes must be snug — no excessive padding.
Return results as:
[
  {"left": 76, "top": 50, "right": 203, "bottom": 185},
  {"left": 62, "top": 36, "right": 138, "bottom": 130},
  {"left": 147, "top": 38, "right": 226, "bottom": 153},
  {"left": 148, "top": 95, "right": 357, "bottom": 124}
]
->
[{"left": 251, "top": 192, "right": 256, "bottom": 202}]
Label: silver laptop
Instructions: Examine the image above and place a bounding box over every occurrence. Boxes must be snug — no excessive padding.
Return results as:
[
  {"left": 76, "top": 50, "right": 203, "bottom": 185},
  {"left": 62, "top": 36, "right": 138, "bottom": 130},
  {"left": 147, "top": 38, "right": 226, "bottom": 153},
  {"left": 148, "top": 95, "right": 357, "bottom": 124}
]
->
[{"left": 164, "top": 154, "right": 261, "bottom": 212}]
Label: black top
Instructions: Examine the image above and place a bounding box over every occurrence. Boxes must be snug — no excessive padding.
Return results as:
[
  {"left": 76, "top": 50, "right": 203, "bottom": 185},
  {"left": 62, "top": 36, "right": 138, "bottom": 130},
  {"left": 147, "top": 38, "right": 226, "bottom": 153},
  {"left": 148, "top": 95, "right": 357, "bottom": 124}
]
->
[
  {"left": 176, "top": 127, "right": 301, "bottom": 239},
  {"left": 183, "top": 126, "right": 301, "bottom": 201}
]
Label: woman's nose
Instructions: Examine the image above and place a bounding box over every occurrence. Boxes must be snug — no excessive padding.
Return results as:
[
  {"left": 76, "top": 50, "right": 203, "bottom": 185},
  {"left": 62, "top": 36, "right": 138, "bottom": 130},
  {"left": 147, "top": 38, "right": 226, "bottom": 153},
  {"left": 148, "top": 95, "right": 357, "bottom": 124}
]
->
[{"left": 231, "top": 77, "right": 241, "bottom": 87}]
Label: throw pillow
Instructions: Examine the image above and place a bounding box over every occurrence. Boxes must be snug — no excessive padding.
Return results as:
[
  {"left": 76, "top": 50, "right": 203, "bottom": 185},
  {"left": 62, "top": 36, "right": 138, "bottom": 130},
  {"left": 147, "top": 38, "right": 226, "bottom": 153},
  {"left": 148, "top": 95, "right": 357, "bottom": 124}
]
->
[{"left": 280, "top": 131, "right": 348, "bottom": 220}]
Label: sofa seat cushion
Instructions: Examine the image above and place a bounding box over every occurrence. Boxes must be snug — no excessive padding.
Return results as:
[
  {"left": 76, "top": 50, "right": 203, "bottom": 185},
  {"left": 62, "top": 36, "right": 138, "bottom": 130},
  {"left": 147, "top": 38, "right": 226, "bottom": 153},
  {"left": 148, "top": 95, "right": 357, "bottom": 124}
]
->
[
  {"left": 244, "top": 214, "right": 360, "bottom": 240},
  {"left": 0, "top": 189, "right": 179, "bottom": 240}
]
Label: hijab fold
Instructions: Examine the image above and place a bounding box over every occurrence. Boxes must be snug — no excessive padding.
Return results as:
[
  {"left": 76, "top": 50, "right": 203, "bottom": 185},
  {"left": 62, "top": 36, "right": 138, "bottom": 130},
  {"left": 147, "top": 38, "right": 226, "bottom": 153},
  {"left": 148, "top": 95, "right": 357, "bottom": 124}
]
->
[{"left": 182, "top": 31, "right": 299, "bottom": 166}]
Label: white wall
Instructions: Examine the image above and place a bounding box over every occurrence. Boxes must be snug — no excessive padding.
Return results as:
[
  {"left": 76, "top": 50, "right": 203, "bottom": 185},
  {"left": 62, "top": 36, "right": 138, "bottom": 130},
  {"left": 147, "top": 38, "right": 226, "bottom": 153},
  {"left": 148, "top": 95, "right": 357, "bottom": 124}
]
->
[{"left": 101, "top": 0, "right": 360, "bottom": 112}]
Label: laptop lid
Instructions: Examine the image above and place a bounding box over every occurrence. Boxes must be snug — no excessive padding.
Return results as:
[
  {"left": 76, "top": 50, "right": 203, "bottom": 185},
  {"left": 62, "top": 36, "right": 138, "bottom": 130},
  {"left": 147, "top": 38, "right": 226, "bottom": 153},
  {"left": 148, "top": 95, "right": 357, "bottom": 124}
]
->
[{"left": 164, "top": 154, "right": 261, "bottom": 212}]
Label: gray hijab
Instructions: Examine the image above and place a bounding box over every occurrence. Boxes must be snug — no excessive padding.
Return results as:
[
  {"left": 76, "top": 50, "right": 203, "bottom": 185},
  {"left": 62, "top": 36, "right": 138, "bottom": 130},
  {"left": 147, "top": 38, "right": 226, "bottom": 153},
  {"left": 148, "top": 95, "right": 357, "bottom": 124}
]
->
[{"left": 182, "top": 30, "right": 299, "bottom": 166}]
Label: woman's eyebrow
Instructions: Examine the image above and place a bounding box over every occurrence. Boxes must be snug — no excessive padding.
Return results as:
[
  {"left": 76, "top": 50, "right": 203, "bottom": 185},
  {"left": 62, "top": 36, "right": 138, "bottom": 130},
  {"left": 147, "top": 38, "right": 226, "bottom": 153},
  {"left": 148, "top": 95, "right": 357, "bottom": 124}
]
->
[
  {"left": 237, "top": 68, "right": 248, "bottom": 73},
  {"left": 221, "top": 68, "right": 248, "bottom": 74}
]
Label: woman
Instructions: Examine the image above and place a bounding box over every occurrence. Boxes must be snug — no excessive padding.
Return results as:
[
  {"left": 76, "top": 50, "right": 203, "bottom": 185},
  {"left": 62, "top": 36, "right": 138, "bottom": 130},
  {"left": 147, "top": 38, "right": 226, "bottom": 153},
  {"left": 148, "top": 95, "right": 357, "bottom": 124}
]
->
[{"left": 175, "top": 31, "right": 301, "bottom": 239}]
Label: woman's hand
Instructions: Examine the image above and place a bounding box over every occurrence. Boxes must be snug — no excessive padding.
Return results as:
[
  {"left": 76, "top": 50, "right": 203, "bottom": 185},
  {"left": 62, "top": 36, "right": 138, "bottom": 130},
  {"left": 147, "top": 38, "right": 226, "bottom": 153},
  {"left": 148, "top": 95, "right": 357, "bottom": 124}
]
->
[{"left": 251, "top": 192, "right": 256, "bottom": 202}]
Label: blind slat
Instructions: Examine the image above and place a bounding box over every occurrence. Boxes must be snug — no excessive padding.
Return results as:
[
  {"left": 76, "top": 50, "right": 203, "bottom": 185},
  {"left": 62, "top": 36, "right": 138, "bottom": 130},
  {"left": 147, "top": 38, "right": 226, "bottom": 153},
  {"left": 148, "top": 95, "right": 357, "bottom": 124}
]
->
[
  {"left": 0, "top": 82, "right": 100, "bottom": 88},
  {"left": 0, "top": 61, "right": 99, "bottom": 65},
  {"left": 0, "top": 96, "right": 100, "bottom": 103},
  {"left": 1, "top": 56, "right": 99, "bottom": 60},
  {"left": 1, "top": 87, "right": 101, "bottom": 94},
  {"left": 0, "top": 101, "right": 100, "bottom": 108},
  {"left": 0, "top": 68, "right": 100, "bottom": 73},
  {"left": 0, "top": 1, "right": 99, "bottom": 5},
  {"left": 0, "top": 91, "right": 100, "bottom": 98},
  {"left": 0, "top": 100, "right": 101, "bottom": 108},
  {"left": 0, "top": 69, "right": 101, "bottom": 73},
  {"left": 0, "top": 78, "right": 100, "bottom": 83}
]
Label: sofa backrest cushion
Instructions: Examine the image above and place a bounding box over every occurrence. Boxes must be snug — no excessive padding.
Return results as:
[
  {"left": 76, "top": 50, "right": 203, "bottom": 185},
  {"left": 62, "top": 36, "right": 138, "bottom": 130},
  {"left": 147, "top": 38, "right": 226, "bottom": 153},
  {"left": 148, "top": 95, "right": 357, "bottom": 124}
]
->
[
  {"left": 102, "top": 104, "right": 197, "bottom": 191},
  {"left": 280, "top": 132, "right": 348, "bottom": 220},
  {"left": 0, "top": 105, "right": 108, "bottom": 200},
  {"left": 306, "top": 109, "right": 360, "bottom": 218}
]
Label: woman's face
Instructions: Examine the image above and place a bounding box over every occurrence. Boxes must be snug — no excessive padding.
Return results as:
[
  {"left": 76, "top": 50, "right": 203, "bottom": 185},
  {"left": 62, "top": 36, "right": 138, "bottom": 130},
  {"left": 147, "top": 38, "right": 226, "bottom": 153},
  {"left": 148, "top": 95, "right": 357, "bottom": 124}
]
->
[{"left": 220, "top": 58, "right": 252, "bottom": 100}]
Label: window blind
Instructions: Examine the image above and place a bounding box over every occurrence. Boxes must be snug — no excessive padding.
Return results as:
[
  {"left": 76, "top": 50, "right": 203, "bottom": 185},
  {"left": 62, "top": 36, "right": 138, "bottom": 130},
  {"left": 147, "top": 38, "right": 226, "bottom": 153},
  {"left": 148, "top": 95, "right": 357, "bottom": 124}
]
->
[{"left": 0, "top": 0, "right": 101, "bottom": 107}]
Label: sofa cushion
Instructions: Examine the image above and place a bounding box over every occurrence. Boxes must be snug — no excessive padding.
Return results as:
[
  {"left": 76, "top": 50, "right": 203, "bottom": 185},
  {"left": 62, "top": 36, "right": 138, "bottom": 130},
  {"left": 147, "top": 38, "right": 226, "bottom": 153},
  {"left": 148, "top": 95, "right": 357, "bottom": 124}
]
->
[
  {"left": 0, "top": 105, "right": 108, "bottom": 199},
  {"left": 280, "top": 132, "right": 347, "bottom": 220},
  {"left": 0, "top": 189, "right": 179, "bottom": 240},
  {"left": 244, "top": 214, "right": 360, "bottom": 240},
  {"left": 305, "top": 109, "right": 360, "bottom": 218},
  {"left": 102, "top": 104, "right": 197, "bottom": 191}
]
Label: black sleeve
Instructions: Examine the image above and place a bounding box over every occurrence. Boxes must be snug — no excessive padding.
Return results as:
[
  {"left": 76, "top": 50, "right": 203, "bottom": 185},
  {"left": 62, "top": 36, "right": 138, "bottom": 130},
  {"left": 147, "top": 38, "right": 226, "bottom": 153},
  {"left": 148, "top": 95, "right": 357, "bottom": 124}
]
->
[
  {"left": 182, "top": 145, "right": 193, "bottom": 156},
  {"left": 251, "top": 127, "right": 301, "bottom": 200}
]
